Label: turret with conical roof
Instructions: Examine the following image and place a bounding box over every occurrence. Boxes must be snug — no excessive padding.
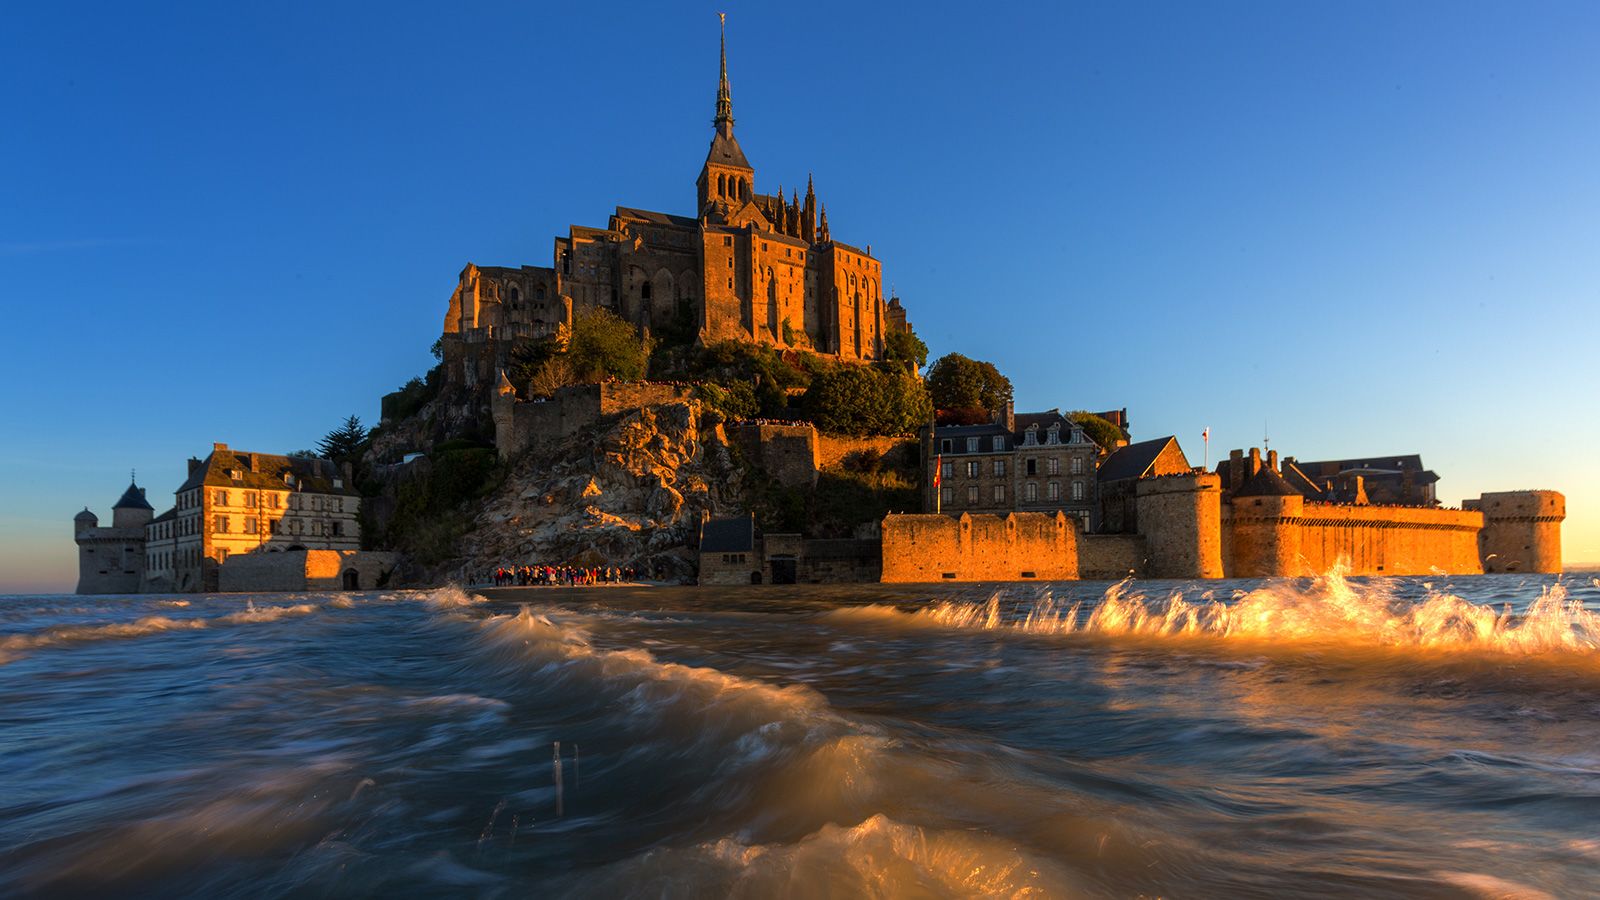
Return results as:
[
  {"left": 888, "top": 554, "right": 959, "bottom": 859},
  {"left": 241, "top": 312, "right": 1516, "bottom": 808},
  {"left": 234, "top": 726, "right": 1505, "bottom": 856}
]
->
[{"left": 111, "top": 476, "right": 155, "bottom": 529}]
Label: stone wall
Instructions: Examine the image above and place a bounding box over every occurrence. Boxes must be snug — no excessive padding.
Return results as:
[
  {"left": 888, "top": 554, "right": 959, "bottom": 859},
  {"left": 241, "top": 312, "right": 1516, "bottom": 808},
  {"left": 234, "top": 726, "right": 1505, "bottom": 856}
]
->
[
  {"left": 880, "top": 512, "right": 1077, "bottom": 583},
  {"left": 1135, "top": 473, "right": 1223, "bottom": 578},
  {"left": 798, "top": 538, "right": 881, "bottom": 583},
  {"left": 816, "top": 434, "right": 909, "bottom": 471},
  {"left": 1466, "top": 490, "right": 1564, "bottom": 573},
  {"left": 495, "top": 381, "right": 695, "bottom": 459},
  {"left": 1224, "top": 497, "right": 1483, "bottom": 577},
  {"left": 218, "top": 550, "right": 400, "bottom": 592},
  {"left": 75, "top": 525, "right": 147, "bottom": 595},
  {"left": 1078, "top": 534, "right": 1147, "bottom": 579},
  {"left": 734, "top": 424, "right": 819, "bottom": 488}
]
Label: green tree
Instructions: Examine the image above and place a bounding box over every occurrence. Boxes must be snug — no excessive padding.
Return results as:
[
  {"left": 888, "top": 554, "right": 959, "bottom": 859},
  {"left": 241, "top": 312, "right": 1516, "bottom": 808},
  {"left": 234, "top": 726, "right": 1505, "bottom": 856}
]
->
[
  {"left": 802, "top": 365, "right": 930, "bottom": 436},
  {"left": 925, "top": 353, "right": 1012, "bottom": 416},
  {"left": 1069, "top": 411, "right": 1128, "bottom": 449},
  {"left": 883, "top": 328, "right": 929, "bottom": 373},
  {"left": 316, "top": 415, "right": 370, "bottom": 471},
  {"left": 567, "top": 308, "right": 651, "bottom": 381}
]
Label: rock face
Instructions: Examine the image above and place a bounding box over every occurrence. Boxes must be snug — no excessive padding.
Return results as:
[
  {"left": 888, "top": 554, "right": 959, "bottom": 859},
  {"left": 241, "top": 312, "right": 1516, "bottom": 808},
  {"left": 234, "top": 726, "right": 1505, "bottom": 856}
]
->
[{"left": 457, "top": 400, "right": 743, "bottom": 581}]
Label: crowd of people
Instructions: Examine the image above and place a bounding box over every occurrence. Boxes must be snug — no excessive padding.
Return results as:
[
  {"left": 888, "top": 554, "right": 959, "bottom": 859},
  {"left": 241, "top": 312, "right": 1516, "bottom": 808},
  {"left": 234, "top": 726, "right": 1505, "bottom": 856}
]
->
[{"left": 486, "top": 564, "right": 644, "bottom": 587}]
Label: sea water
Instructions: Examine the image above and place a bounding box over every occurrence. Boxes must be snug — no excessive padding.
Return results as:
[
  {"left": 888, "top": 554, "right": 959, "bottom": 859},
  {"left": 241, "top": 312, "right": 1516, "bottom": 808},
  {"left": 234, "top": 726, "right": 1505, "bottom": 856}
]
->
[{"left": 2, "top": 571, "right": 1598, "bottom": 897}]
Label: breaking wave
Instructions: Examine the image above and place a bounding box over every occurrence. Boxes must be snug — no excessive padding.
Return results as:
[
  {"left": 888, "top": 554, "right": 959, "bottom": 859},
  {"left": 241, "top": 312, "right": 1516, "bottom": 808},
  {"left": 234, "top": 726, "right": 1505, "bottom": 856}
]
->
[
  {"left": 0, "top": 600, "right": 321, "bottom": 664},
  {"left": 572, "top": 812, "right": 1082, "bottom": 899},
  {"left": 827, "top": 568, "right": 1600, "bottom": 660}
]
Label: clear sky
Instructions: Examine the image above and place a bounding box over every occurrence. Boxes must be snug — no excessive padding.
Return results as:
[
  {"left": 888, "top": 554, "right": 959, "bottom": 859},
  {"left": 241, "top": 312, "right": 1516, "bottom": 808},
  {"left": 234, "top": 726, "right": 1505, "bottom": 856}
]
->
[{"left": 3, "top": 1, "right": 1597, "bottom": 593}]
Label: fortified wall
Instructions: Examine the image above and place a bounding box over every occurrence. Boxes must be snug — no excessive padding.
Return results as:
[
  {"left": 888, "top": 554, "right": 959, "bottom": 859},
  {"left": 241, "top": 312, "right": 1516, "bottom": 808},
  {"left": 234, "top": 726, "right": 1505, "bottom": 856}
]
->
[
  {"left": 217, "top": 550, "right": 400, "bottom": 593},
  {"left": 1223, "top": 495, "right": 1483, "bottom": 577},
  {"left": 732, "top": 424, "right": 818, "bottom": 488},
  {"left": 492, "top": 377, "right": 695, "bottom": 459},
  {"left": 880, "top": 465, "right": 1564, "bottom": 582},
  {"left": 1464, "top": 491, "right": 1564, "bottom": 574},
  {"left": 881, "top": 512, "right": 1080, "bottom": 582}
]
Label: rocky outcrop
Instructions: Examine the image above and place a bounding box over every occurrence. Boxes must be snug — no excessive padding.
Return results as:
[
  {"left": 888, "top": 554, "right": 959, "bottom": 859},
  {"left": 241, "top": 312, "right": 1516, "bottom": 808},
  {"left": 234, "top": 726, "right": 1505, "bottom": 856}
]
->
[{"left": 456, "top": 399, "right": 744, "bottom": 581}]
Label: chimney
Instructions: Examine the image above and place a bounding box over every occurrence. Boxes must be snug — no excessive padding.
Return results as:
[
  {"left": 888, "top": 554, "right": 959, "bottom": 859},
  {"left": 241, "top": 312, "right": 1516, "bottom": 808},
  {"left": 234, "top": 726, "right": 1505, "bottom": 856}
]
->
[
  {"left": 1000, "top": 399, "right": 1015, "bottom": 432},
  {"left": 248, "top": 453, "right": 259, "bottom": 473},
  {"left": 341, "top": 461, "right": 354, "bottom": 485},
  {"left": 213, "top": 442, "right": 228, "bottom": 452},
  {"left": 188, "top": 457, "right": 202, "bottom": 475},
  {"left": 1247, "top": 447, "right": 1262, "bottom": 478},
  {"left": 1267, "top": 450, "right": 1279, "bottom": 472},
  {"left": 1228, "top": 449, "right": 1244, "bottom": 492}
]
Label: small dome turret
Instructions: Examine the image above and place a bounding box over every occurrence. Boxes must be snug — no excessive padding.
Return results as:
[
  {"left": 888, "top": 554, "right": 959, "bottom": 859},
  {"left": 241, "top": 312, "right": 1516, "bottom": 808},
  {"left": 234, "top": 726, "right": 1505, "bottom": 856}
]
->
[{"left": 74, "top": 507, "right": 98, "bottom": 524}]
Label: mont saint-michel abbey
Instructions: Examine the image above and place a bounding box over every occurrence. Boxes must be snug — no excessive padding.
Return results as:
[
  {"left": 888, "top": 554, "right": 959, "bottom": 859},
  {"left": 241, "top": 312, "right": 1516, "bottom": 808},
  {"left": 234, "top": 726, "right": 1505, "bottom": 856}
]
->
[{"left": 441, "top": 18, "right": 904, "bottom": 389}]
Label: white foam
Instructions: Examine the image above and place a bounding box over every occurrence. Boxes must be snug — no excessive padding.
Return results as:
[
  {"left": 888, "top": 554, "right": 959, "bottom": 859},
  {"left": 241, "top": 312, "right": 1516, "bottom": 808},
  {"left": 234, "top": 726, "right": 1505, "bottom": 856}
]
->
[{"left": 827, "top": 568, "right": 1600, "bottom": 661}]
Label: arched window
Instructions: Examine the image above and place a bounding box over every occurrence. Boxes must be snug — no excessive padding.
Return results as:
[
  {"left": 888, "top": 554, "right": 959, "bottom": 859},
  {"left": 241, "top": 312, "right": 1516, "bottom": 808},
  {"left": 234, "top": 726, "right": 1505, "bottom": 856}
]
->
[
  {"left": 641, "top": 281, "right": 652, "bottom": 300},
  {"left": 535, "top": 285, "right": 546, "bottom": 301},
  {"left": 718, "top": 173, "right": 726, "bottom": 197},
  {"left": 509, "top": 286, "right": 519, "bottom": 305}
]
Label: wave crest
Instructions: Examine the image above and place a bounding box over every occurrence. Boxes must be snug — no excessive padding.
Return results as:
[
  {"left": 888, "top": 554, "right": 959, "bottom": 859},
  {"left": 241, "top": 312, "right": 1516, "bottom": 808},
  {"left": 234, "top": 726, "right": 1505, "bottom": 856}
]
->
[{"left": 829, "top": 568, "right": 1600, "bottom": 658}]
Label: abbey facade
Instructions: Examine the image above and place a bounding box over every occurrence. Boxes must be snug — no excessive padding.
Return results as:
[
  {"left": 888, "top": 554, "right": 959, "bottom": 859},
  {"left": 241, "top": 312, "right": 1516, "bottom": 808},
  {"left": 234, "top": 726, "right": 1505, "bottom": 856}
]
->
[{"left": 441, "top": 18, "right": 901, "bottom": 390}]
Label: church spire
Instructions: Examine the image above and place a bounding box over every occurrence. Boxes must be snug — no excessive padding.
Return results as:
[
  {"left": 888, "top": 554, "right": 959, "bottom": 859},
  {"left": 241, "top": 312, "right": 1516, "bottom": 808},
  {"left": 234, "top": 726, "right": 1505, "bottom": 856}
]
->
[{"left": 714, "top": 12, "right": 733, "bottom": 135}]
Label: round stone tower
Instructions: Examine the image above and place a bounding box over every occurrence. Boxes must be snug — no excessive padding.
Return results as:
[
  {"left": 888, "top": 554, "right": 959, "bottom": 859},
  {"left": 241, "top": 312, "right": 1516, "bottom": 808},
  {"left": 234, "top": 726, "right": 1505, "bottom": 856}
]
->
[
  {"left": 73, "top": 507, "right": 98, "bottom": 536},
  {"left": 1135, "top": 472, "right": 1224, "bottom": 578},
  {"left": 1228, "top": 467, "right": 1304, "bottom": 577},
  {"left": 1469, "top": 490, "right": 1565, "bottom": 574}
]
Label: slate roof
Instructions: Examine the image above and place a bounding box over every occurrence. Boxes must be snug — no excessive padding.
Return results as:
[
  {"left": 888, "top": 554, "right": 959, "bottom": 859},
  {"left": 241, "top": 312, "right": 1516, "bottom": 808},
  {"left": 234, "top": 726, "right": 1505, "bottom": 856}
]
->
[
  {"left": 706, "top": 131, "right": 751, "bottom": 169},
  {"left": 615, "top": 207, "right": 698, "bottom": 229},
  {"left": 149, "top": 507, "right": 176, "bottom": 523},
  {"left": 1234, "top": 467, "right": 1303, "bottom": 497},
  {"left": 1281, "top": 462, "right": 1327, "bottom": 499},
  {"left": 700, "top": 516, "right": 755, "bottom": 554},
  {"left": 1097, "top": 437, "right": 1179, "bottom": 482},
  {"left": 1295, "top": 455, "right": 1438, "bottom": 484},
  {"left": 177, "top": 447, "right": 356, "bottom": 496},
  {"left": 933, "top": 422, "right": 1010, "bottom": 440},
  {"left": 113, "top": 481, "right": 153, "bottom": 510}
]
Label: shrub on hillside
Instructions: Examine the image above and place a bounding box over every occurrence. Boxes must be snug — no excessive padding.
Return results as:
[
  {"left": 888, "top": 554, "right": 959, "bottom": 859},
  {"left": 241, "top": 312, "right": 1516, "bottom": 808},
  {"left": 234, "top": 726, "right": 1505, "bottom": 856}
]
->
[{"left": 802, "top": 365, "right": 931, "bottom": 436}]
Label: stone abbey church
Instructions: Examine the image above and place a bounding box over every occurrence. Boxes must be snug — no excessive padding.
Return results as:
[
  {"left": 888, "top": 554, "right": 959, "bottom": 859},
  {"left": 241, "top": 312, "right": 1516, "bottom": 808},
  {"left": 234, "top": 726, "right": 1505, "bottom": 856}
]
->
[{"left": 441, "top": 17, "right": 908, "bottom": 389}]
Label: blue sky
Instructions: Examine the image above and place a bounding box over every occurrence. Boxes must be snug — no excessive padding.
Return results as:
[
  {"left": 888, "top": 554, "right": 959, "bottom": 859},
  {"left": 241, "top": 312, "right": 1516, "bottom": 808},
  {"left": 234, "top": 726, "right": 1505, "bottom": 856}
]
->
[{"left": 3, "top": 1, "right": 1597, "bottom": 592}]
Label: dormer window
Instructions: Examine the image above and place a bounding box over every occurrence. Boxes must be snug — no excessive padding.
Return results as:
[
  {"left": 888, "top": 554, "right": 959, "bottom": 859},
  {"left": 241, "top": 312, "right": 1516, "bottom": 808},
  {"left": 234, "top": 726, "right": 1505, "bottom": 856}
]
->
[
  {"left": 1023, "top": 425, "right": 1039, "bottom": 446},
  {"left": 229, "top": 469, "right": 242, "bottom": 481},
  {"left": 966, "top": 437, "right": 979, "bottom": 453},
  {"left": 332, "top": 478, "right": 343, "bottom": 490},
  {"left": 1071, "top": 425, "right": 1086, "bottom": 444},
  {"left": 991, "top": 436, "right": 1005, "bottom": 452},
  {"left": 1046, "top": 423, "right": 1062, "bottom": 445}
]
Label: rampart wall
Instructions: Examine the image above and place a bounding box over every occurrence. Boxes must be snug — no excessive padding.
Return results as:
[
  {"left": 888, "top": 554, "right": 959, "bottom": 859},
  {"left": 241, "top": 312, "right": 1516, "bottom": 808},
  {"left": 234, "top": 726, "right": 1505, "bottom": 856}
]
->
[
  {"left": 816, "top": 434, "right": 911, "bottom": 471},
  {"left": 495, "top": 382, "right": 694, "bottom": 459},
  {"left": 1224, "top": 497, "right": 1483, "bottom": 577},
  {"left": 1466, "top": 490, "right": 1564, "bottom": 573},
  {"left": 1078, "top": 534, "right": 1147, "bottom": 579},
  {"left": 880, "top": 512, "right": 1077, "bottom": 582},
  {"left": 217, "top": 550, "right": 400, "bottom": 592},
  {"left": 1135, "top": 473, "right": 1224, "bottom": 578},
  {"left": 733, "top": 424, "right": 818, "bottom": 488}
]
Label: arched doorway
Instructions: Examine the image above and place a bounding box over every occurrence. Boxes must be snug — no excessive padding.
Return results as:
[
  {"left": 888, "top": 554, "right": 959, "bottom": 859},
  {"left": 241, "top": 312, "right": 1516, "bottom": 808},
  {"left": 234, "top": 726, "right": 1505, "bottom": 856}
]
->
[{"left": 342, "top": 569, "right": 360, "bottom": 590}]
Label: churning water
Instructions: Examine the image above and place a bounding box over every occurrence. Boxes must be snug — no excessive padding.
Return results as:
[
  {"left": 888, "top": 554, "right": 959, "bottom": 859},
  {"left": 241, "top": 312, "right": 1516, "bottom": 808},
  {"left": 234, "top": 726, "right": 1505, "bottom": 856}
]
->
[{"left": 3, "top": 572, "right": 1599, "bottom": 897}]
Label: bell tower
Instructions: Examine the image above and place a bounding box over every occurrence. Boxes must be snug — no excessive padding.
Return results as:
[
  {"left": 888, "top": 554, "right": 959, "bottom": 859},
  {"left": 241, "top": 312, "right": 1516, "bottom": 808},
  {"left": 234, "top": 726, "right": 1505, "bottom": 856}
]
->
[{"left": 696, "top": 13, "right": 754, "bottom": 222}]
